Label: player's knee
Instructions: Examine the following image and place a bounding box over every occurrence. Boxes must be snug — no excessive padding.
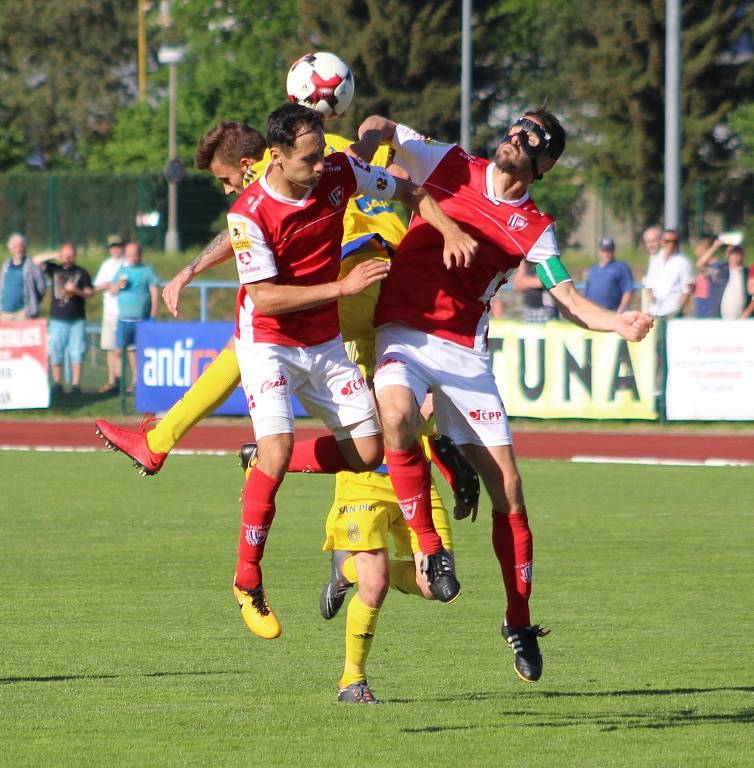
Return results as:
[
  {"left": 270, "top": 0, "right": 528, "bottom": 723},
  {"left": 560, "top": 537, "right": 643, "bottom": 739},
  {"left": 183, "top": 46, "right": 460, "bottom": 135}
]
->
[
  {"left": 257, "top": 437, "right": 292, "bottom": 479},
  {"left": 377, "top": 405, "right": 415, "bottom": 449},
  {"left": 346, "top": 435, "right": 383, "bottom": 472}
]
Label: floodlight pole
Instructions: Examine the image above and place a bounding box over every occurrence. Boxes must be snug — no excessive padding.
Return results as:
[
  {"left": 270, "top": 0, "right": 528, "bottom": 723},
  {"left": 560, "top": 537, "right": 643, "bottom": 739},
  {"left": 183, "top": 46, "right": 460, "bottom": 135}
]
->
[
  {"left": 460, "top": 0, "right": 473, "bottom": 150},
  {"left": 664, "top": 0, "right": 682, "bottom": 230},
  {"left": 165, "top": 60, "right": 179, "bottom": 253}
]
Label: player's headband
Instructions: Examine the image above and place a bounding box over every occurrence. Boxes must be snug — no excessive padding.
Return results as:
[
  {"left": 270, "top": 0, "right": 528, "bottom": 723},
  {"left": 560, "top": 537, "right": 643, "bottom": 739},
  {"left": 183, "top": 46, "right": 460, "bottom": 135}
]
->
[{"left": 502, "top": 117, "right": 553, "bottom": 180}]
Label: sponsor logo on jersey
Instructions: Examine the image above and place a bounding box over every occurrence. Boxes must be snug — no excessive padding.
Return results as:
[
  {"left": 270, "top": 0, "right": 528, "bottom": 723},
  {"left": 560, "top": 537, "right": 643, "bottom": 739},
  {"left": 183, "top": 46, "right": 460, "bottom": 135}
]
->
[
  {"left": 338, "top": 503, "right": 376, "bottom": 516},
  {"left": 518, "top": 561, "right": 533, "bottom": 584},
  {"left": 356, "top": 196, "right": 394, "bottom": 216},
  {"left": 329, "top": 186, "right": 344, "bottom": 206},
  {"left": 325, "top": 164, "right": 342, "bottom": 172},
  {"left": 230, "top": 220, "right": 253, "bottom": 250},
  {"left": 260, "top": 372, "right": 288, "bottom": 394},
  {"left": 468, "top": 408, "right": 504, "bottom": 423},
  {"left": 340, "top": 374, "right": 366, "bottom": 398},
  {"left": 243, "top": 523, "right": 270, "bottom": 546},
  {"left": 507, "top": 213, "right": 528, "bottom": 232},
  {"left": 247, "top": 194, "right": 264, "bottom": 215},
  {"left": 247, "top": 393, "right": 256, "bottom": 411},
  {"left": 375, "top": 174, "right": 388, "bottom": 191},
  {"left": 483, "top": 194, "right": 502, "bottom": 206}
]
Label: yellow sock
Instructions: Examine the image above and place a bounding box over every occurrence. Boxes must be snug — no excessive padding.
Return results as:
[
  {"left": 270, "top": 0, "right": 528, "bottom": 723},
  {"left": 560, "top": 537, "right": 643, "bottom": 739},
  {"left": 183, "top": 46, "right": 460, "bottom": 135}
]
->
[
  {"left": 147, "top": 348, "right": 241, "bottom": 454},
  {"left": 341, "top": 554, "right": 358, "bottom": 584},
  {"left": 389, "top": 559, "right": 423, "bottom": 596},
  {"left": 340, "top": 593, "right": 380, "bottom": 687}
]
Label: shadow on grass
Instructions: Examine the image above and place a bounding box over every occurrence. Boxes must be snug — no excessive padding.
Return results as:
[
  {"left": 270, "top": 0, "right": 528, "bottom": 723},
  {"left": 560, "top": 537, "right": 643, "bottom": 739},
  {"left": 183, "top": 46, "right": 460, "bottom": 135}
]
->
[
  {"left": 0, "top": 670, "right": 243, "bottom": 685},
  {"left": 394, "top": 686, "right": 754, "bottom": 732}
]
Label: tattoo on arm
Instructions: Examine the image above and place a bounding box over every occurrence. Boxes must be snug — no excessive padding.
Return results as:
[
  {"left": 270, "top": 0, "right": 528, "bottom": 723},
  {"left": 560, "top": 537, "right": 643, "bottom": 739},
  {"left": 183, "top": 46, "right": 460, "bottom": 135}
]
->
[{"left": 183, "top": 231, "right": 227, "bottom": 274}]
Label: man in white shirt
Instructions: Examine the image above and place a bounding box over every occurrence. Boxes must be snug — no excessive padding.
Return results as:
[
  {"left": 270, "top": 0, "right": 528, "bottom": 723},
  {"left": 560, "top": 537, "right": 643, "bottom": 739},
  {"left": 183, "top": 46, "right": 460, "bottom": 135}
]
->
[
  {"left": 93, "top": 234, "right": 125, "bottom": 392},
  {"left": 644, "top": 229, "right": 694, "bottom": 318}
]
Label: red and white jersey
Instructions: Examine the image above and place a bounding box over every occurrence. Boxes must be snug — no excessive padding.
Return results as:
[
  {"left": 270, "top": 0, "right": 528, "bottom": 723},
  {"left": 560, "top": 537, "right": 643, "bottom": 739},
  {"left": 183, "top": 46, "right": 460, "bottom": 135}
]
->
[
  {"left": 230, "top": 152, "right": 396, "bottom": 347},
  {"left": 374, "top": 125, "right": 563, "bottom": 352}
]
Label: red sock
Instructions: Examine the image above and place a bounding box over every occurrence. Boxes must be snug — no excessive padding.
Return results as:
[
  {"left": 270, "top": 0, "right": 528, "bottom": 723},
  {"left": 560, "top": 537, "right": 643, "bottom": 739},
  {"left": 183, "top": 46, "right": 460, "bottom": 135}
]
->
[
  {"left": 287, "top": 435, "right": 352, "bottom": 473},
  {"left": 491, "top": 509, "right": 532, "bottom": 627},
  {"left": 235, "top": 467, "right": 283, "bottom": 590},
  {"left": 384, "top": 443, "right": 441, "bottom": 555}
]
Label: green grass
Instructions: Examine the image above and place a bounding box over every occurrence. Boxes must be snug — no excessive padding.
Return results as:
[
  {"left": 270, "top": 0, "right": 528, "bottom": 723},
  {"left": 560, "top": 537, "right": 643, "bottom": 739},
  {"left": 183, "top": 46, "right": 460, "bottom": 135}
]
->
[{"left": 1, "top": 453, "right": 753, "bottom": 766}]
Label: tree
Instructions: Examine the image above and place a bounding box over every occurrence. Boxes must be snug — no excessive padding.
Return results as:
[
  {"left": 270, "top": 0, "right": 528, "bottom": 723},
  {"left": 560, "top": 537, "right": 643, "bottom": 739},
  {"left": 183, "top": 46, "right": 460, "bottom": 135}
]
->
[
  {"left": 295, "top": 0, "right": 542, "bottom": 149},
  {"left": 531, "top": 0, "right": 754, "bottom": 231},
  {"left": 0, "top": 1, "right": 137, "bottom": 169}
]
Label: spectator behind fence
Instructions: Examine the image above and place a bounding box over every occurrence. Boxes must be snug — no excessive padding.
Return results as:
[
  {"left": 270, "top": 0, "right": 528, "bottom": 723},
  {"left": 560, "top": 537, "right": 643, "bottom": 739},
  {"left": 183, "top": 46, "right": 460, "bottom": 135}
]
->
[
  {"left": 0, "top": 233, "right": 47, "bottom": 321},
  {"left": 693, "top": 236, "right": 728, "bottom": 318},
  {"left": 512, "top": 260, "right": 558, "bottom": 322},
  {"left": 719, "top": 244, "right": 750, "bottom": 319},
  {"left": 644, "top": 229, "right": 694, "bottom": 318},
  {"left": 93, "top": 234, "right": 126, "bottom": 393},
  {"left": 34, "top": 243, "right": 94, "bottom": 395},
  {"left": 584, "top": 236, "right": 634, "bottom": 312},
  {"left": 745, "top": 264, "right": 754, "bottom": 319},
  {"left": 111, "top": 242, "right": 159, "bottom": 393},
  {"left": 639, "top": 225, "right": 662, "bottom": 312}
]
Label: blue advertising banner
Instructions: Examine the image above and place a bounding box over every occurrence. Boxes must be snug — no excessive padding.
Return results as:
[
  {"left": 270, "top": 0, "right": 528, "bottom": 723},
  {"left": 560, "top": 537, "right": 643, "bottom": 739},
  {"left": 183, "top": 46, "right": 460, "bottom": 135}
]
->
[{"left": 134, "top": 321, "right": 307, "bottom": 416}]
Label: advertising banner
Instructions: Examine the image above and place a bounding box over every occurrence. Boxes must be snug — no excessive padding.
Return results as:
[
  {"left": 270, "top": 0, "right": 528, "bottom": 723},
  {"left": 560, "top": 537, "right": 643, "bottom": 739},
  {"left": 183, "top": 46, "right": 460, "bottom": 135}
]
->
[
  {"left": 135, "top": 321, "right": 307, "bottom": 417},
  {"left": 0, "top": 319, "right": 49, "bottom": 410},
  {"left": 488, "top": 320, "right": 657, "bottom": 420},
  {"left": 666, "top": 319, "right": 754, "bottom": 421}
]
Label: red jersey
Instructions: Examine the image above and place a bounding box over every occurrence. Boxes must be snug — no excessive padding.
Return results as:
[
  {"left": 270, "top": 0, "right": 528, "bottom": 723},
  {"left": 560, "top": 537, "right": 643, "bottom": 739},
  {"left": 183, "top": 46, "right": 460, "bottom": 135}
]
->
[
  {"left": 374, "top": 126, "right": 562, "bottom": 352},
  {"left": 229, "top": 152, "right": 395, "bottom": 347}
]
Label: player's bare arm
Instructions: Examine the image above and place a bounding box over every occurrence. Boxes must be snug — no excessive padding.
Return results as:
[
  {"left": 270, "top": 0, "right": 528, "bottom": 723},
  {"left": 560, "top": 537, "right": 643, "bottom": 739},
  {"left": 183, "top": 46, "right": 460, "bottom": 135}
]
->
[
  {"left": 392, "top": 178, "right": 478, "bottom": 269},
  {"left": 357, "top": 116, "right": 398, "bottom": 144},
  {"left": 550, "top": 280, "right": 653, "bottom": 342},
  {"left": 245, "top": 259, "right": 390, "bottom": 316},
  {"left": 162, "top": 230, "right": 234, "bottom": 317}
]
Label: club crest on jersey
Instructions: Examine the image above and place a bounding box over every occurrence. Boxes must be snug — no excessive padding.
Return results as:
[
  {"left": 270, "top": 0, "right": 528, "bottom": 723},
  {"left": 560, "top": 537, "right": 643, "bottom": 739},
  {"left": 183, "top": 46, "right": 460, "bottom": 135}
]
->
[
  {"left": 237, "top": 251, "right": 253, "bottom": 266},
  {"left": 329, "top": 186, "right": 344, "bottom": 206},
  {"left": 375, "top": 174, "right": 388, "bottom": 191},
  {"left": 507, "top": 213, "right": 528, "bottom": 232}
]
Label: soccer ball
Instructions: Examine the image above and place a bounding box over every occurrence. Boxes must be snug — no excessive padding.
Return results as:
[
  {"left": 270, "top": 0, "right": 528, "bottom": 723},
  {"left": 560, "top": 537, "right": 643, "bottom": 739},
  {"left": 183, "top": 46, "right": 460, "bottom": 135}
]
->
[{"left": 286, "top": 52, "right": 355, "bottom": 119}]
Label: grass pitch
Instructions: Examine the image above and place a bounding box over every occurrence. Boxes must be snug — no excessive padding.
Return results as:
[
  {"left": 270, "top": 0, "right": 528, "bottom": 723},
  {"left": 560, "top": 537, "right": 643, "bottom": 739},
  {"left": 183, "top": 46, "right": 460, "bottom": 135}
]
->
[{"left": 1, "top": 451, "right": 752, "bottom": 767}]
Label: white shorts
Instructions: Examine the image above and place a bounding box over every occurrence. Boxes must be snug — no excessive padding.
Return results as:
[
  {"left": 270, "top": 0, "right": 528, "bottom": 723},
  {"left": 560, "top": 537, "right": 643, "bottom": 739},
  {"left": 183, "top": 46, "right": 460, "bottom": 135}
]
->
[
  {"left": 100, "top": 314, "right": 118, "bottom": 351},
  {"left": 374, "top": 324, "right": 512, "bottom": 447},
  {"left": 235, "top": 335, "right": 381, "bottom": 441}
]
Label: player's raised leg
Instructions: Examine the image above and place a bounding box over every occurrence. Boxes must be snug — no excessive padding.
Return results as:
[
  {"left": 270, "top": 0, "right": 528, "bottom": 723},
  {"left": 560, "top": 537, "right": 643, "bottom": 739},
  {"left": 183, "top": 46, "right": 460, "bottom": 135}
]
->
[
  {"left": 375, "top": 381, "right": 460, "bottom": 603},
  {"left": 232, "top": 431, "right": 291, "bottom": 640},
  {"left": 461, "top": 442, "right": 549, "bottom": 683},
  {"left": 95, "top": 343, "right": 240, "bottom": 476}
]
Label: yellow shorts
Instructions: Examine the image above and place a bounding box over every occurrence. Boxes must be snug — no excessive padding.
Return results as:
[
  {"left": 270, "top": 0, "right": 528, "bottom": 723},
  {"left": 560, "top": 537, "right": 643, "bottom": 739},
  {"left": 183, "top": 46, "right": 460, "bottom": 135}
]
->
[
  {"left": 322, "top": 470, "right": 453, "bottom": 557},
  {"left": 338, "top": 244, "right": 391, "bottom": 346}
]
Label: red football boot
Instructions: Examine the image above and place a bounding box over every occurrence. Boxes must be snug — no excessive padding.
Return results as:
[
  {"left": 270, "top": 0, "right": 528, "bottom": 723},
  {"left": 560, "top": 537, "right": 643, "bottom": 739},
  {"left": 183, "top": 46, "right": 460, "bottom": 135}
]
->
[{"left": 95, "top": 416, "right": 168, "bottom": 476}]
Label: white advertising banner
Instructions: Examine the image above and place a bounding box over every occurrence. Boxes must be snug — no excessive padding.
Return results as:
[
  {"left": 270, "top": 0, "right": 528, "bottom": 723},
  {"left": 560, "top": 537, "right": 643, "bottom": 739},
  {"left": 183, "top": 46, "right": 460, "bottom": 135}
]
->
[
  {"left": 0, "top": 320, "right": 50, "bottom": 410},
  {"left": 666, "top": 319, "right": 754, "bottom": 421}
]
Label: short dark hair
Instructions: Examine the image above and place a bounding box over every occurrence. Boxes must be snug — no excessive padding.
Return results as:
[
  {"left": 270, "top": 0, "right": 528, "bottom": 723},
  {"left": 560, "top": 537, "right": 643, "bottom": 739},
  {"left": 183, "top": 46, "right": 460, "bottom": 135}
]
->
[
  {"left": 194, "top": 122, "right": 266, "bottom": 170},
  {"left": 524, "top": 108, "right": 566, "bottom": 160},
  {"left": 266, "top": 103, "right": 323, "bottom": 150}
]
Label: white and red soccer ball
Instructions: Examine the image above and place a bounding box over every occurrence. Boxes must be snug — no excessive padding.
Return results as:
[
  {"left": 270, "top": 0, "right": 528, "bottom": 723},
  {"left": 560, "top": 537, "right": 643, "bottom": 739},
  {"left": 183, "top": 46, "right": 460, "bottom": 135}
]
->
[{"left": 286, "top": 52, "right": 355, "bottom": 119}]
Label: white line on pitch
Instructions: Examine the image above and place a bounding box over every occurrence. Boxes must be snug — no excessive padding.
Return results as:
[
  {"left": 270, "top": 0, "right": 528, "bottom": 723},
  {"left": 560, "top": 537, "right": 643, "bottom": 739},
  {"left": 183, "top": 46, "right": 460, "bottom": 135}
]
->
[
  {"left": 571, "top": 455, "right": 753, "bottom": 467},
  {"left": 0, "top": 445, "right": 234, "bottom": 457}
]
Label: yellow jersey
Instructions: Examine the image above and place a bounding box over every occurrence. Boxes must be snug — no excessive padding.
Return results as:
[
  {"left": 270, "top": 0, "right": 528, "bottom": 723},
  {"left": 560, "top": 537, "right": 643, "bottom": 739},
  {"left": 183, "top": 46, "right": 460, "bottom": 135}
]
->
[{"left": 244, "top": 134, "right": 406, "bottom": 254}]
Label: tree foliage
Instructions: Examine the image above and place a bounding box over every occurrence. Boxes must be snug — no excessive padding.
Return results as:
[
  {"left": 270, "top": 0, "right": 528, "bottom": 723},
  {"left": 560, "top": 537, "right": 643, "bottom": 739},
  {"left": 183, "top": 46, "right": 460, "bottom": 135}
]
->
[
  {"left": 530, "top": 0, "right": 754, "bottom": 230},
  {"left": 0, "top": 1, "right": 137, "bottom": 169},
  {"left": 295, "top": 0, "right": 542, "bottom": 148}
]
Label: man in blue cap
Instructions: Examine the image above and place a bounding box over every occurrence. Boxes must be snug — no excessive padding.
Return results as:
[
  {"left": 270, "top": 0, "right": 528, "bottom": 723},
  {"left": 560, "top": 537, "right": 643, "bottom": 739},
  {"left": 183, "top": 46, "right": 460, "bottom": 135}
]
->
[{"left": 585, "top": 236, "right": 634, "bottom": 312}]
